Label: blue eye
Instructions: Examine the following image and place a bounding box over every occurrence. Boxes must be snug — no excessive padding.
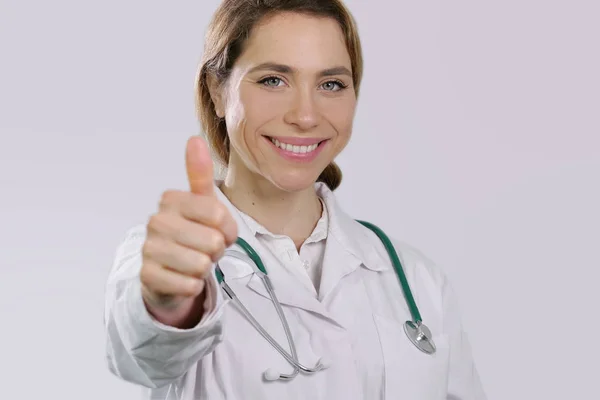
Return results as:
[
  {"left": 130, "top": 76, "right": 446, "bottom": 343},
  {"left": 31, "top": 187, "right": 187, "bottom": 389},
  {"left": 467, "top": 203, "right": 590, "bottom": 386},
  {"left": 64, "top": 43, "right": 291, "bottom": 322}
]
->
[
  {"left": 257, "top": 77, "right": 348, "bottom": 91},
  {"left": 321, "top": 80, "right": 347, "bottom": 91},
  {"left": 259, "top": 77, "right": 284, "bottom": 87}
]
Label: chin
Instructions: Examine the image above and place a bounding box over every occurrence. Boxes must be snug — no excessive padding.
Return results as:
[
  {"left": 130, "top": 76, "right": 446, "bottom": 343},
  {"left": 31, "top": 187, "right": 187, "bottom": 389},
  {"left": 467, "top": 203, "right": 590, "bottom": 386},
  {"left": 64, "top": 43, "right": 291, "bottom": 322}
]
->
[{"left": 268, "top": 170, "right": 320, "bottom": 193}]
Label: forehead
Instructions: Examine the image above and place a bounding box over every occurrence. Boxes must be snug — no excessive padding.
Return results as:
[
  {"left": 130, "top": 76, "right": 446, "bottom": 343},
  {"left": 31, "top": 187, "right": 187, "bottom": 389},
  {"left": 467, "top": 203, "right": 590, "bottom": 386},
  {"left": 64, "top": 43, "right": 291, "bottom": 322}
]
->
[{"left": 238, "top": 12, "right": 351, "bottom": 70}]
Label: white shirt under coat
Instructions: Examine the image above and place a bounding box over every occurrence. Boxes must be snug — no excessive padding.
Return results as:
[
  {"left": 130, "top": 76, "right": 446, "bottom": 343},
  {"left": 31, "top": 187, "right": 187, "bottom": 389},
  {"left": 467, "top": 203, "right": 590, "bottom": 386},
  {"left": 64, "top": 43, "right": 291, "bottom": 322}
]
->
[{"left": 104, "top": 182, "right": 487, "bottom": 400}]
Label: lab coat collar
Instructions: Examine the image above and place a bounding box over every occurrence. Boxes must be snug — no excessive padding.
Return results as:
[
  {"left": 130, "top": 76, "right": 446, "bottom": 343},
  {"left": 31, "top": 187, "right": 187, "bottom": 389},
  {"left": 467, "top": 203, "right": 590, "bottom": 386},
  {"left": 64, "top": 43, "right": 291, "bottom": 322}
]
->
[
  {"left": 315, "top": 182, "right": 390, "bottom": 273},
  {"left": 313, "top": 182, "right": 390, "bottom": 302},
  {"left": 213, "top": 180, "right": 388, "bottom": 273}
]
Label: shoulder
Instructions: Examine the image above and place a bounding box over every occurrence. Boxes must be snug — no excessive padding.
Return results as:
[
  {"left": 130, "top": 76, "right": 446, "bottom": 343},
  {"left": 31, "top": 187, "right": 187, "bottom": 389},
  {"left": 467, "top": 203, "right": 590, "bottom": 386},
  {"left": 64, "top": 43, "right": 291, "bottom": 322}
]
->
[{"left": 394, "top": 240, "right": 446, "bottom": 286}]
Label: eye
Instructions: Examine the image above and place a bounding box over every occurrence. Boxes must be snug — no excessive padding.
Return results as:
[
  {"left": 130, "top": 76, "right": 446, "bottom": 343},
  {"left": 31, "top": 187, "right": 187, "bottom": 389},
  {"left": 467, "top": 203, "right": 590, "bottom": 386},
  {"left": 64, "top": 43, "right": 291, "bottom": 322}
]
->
[
  {"left": 320, "top": 80, "right": 347, "bottom": 92},
  {"left": 258, "top": 76, "right": 285, "bottom": 87}
]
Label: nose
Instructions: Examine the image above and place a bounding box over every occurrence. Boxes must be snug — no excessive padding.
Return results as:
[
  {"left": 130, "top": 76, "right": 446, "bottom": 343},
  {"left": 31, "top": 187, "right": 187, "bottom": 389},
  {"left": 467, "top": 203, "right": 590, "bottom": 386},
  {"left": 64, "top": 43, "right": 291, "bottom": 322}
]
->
[{"left": 283, "top": 88, "right": 320, "bottom": 131}]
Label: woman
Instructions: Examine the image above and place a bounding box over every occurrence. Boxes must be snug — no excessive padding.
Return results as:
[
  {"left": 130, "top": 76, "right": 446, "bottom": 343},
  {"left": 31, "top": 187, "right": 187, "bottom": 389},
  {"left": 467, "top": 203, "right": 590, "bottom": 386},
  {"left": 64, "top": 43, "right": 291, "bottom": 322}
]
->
[{"left": 104, "top": 0, "right": 486, "bottom": 399}]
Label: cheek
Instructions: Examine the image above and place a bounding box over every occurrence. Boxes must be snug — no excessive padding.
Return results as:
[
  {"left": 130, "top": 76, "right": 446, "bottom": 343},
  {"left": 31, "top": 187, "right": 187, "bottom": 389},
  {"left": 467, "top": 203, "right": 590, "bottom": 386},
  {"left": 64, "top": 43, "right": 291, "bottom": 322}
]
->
[
  {"left": 227, "top": 87, "right": 280, "bottom": 161},
  {"left": 224, "top": 93, "right": 246, "bottom": 135},
  {"left": 238, "top": 86, "right": 284, "bottom": 131},
  {"left": 327, "top": 98, "right": 356, "bottom": 141}
]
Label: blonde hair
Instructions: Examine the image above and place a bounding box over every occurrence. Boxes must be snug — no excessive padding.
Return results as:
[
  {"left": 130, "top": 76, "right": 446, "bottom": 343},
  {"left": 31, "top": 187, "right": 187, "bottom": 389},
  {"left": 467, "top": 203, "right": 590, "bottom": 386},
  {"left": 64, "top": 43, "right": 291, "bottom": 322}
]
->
[{"left": 195, "top": 0, "right": 363, "bottom": 190}]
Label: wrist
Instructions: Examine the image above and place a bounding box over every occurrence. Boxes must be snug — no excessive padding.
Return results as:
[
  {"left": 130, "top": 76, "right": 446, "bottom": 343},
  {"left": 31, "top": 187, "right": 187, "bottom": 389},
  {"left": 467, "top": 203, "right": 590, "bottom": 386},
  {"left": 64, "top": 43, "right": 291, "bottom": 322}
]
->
[{"left": 142, "top": 284, "right": 207, "bottom": 329}]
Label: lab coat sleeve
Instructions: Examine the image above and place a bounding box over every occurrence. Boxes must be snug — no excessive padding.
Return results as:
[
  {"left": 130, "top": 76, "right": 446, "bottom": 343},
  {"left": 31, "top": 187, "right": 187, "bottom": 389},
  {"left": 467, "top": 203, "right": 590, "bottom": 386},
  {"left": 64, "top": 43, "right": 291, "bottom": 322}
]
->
[
  {"left": 103, "top": 224, "right": 226, "bottom": 389},
  {"left": 440, "top": 271, "right": 487, "bottom": 400}
]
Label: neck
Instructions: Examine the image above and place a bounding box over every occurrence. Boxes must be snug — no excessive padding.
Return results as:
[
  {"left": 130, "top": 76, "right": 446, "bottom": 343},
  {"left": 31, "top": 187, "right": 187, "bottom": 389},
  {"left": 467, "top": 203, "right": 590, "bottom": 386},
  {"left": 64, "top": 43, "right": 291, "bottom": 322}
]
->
[{"left": 219, "top": 159, "right": 322, "bottom": 250}]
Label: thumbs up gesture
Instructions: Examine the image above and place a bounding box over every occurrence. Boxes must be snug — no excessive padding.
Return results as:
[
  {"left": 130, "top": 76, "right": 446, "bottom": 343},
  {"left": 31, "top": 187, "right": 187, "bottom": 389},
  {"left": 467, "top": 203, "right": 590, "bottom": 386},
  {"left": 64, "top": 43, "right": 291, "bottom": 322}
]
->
[{"left": 140, "top": 136, "right": 238, "bottom": 325}]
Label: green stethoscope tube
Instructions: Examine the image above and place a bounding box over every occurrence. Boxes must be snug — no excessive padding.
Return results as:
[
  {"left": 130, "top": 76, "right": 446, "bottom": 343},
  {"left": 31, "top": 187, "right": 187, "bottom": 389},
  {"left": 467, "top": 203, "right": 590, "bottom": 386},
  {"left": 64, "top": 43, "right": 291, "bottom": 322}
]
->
[
  {"left": 216, "top": 220, "right": 422, "bottom": 324},
  {"left": 355, "top": 220, "right": 422, "bottom": 324},
  {"left": 215, "top": 236, "right": 266, "bottom": 283}
]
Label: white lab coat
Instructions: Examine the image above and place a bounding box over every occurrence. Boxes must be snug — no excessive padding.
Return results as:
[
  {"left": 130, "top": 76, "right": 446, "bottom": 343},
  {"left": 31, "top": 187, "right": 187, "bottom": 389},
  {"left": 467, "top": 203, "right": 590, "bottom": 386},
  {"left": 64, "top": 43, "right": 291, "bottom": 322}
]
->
[{"left": 104, "top": 182, "right": 486, "bottom": 400}]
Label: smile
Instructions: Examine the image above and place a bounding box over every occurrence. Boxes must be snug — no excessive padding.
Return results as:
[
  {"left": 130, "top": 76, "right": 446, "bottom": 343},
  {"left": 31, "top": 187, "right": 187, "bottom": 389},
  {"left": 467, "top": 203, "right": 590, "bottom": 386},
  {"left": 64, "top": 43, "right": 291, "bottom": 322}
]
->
[
  {"left": 265, "top": 136, "right": 328, "bottom": 162},
  {"left": 269, "top": 137, "right": 321, "bottom": 154}
]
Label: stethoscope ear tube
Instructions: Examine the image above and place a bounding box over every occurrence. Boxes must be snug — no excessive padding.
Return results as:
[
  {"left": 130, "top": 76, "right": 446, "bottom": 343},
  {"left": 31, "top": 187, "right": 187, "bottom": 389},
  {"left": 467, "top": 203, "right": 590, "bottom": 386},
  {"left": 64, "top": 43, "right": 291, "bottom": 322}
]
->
[{"left": 235, "top": 237, "right": 268, "bottom": 274}]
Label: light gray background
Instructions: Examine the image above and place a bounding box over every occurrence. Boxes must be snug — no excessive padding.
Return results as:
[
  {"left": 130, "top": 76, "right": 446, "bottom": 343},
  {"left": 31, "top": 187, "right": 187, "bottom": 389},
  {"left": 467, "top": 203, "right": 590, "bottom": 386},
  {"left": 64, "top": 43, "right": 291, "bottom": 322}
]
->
[{"left": 1, "top": 0, "right": 598, "bottom": 398}]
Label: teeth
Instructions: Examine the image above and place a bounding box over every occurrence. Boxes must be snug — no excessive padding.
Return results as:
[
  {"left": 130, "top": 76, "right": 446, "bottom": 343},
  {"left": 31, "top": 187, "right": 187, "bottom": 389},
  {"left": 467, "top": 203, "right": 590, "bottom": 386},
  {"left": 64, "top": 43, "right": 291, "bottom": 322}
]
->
[{"left": 271, "top": 138, "right": 319, "bottom": 154}]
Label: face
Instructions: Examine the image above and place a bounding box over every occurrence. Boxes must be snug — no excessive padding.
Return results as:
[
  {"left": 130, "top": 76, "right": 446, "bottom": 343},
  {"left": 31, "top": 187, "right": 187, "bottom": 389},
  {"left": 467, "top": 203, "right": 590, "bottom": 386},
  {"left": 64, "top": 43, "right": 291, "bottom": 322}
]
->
[{"left": 212, "top": 12, "right": 357, "bottom": 192}]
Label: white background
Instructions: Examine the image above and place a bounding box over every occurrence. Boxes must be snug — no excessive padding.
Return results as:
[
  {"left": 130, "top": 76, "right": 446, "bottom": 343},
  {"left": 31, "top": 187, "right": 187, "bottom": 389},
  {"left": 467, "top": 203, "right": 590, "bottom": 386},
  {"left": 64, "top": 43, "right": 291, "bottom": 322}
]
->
[{"left": 1, "top": 0, "right": 598, "bottom": 398}]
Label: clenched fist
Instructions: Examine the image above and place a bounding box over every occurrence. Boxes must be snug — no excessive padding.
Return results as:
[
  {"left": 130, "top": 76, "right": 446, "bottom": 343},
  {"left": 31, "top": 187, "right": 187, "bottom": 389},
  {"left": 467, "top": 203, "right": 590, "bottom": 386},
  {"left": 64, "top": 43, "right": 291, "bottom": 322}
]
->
[{"left": 140, "top": 136, "right": 237, "bottom": 326}]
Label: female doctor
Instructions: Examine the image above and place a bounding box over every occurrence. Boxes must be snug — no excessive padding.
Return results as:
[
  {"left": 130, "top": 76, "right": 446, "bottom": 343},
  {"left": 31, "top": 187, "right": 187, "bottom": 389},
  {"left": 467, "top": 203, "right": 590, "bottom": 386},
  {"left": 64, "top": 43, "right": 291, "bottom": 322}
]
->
[{"left": 104, "top": 0, "right": 486, "bottom": 399}]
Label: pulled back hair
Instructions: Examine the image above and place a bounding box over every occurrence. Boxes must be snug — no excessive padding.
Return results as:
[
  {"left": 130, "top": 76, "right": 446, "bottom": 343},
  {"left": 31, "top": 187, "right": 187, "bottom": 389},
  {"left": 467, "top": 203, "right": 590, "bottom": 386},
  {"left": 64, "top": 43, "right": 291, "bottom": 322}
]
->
[{"left": 195, "top": 0, "right": 363, "bottom": 190}]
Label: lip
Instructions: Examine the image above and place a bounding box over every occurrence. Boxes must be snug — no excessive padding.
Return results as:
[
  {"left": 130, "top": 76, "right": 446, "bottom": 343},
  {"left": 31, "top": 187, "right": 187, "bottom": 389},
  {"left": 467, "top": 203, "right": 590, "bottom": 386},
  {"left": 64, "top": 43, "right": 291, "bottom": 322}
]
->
[
  {"left": 264, "top": 136, "right": 328, "bottom": 163},
  {"left": 265, "top": 135, "right": 327, "bottom": 146}
]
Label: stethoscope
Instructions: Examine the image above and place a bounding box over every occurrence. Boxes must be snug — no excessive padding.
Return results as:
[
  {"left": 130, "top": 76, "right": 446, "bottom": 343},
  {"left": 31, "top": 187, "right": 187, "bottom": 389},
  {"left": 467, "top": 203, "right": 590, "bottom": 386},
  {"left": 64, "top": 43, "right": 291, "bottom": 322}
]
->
[{"left": 215, "top": 220, "right": 435, "bottom": 382}]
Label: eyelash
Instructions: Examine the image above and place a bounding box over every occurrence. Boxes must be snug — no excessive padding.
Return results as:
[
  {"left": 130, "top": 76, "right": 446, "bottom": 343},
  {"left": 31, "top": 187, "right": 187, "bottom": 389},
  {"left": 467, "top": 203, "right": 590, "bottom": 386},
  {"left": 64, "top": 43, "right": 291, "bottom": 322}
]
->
[{"left": 257, "top": 76, "right": 348, "bottom": 91}]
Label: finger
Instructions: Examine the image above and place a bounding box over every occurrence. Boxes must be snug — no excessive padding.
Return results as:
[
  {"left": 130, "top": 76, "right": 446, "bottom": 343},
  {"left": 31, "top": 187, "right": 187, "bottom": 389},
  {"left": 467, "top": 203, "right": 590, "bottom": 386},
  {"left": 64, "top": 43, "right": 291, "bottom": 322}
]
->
[
  {"left": 143, "top": 236, "right": 215, "bottom": 278},
  {"left": 160, "top": 196, "right": 237, "bottom": 246},
  {"left": 158, "top": 195, "right": 220, "bottom": 224},
  {"left": 182, "top": 198, "right": 238, "bottom": 246},
  {"left": 185, "top": 136, "right": 215, "bottom": 196},
  {"left": 158, "top": 190, "right": 187, "bottom": 213},
  {"left": 155, "top": 192, "right": 238, "bottom": 248},
  {"left": 220, "top": 213, "right": 238, "bottom": 247},
  {"left": 148, "top": 213, "right": 227, "bottom": 261},
  {"left": 140, "top": 261, "right": 205, "bottom": 298}
]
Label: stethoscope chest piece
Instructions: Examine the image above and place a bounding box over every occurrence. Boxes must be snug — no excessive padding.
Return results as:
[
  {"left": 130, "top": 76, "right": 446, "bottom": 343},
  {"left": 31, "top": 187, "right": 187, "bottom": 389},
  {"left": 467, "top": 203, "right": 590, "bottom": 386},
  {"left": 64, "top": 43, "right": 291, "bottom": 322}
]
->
[{"left": 403, "top": 321, "right": 436, "bottom": 355}]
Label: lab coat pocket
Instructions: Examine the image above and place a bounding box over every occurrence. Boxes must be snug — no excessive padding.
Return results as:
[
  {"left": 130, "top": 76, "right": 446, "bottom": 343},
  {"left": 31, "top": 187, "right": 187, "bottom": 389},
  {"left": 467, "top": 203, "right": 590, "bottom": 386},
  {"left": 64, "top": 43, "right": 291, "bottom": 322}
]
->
[{"left": 373, "top": 313, "right": 450, "bottom": 400}]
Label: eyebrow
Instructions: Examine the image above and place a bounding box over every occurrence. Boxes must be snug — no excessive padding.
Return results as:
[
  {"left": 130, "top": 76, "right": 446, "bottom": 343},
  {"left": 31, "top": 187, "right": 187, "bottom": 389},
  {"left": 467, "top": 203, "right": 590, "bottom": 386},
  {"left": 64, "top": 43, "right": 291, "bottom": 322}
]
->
[{"left": 248, "top": 62, "right": 352, "bottom": 78}]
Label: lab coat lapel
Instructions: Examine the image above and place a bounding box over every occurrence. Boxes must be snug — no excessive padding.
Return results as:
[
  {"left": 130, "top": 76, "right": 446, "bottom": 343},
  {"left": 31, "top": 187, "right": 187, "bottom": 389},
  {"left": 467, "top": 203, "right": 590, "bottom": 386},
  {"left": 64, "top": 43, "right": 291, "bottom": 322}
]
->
[
  {"left": 316, "top": 184, "right": 389, "bottom": 302},
  {"left": 245, "top": 262, "right": 333, "bottom": 320},
  {"left": 317, "top": 233, "right": 363, "bottom": 302},
  {"left": 214, "top": 183, "right": 343, "bottom": 327},
  {"left": 242, "top": 239, "right": 343, "bottom": 327}
]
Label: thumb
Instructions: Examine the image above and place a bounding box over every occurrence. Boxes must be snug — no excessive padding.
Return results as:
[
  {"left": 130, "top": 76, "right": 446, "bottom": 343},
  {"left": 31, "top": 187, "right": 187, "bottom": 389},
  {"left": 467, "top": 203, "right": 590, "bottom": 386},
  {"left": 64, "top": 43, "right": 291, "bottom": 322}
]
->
[{"left": 185, "top": 136, "right": 215, "bottom": 195}]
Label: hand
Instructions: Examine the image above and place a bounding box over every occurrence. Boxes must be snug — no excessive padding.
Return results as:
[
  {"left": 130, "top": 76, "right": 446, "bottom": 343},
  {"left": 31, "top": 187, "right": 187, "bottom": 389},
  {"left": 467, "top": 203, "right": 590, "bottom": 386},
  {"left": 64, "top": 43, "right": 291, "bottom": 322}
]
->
[{"left": 140, "top": 136, "right": 238, "bottom": 315}]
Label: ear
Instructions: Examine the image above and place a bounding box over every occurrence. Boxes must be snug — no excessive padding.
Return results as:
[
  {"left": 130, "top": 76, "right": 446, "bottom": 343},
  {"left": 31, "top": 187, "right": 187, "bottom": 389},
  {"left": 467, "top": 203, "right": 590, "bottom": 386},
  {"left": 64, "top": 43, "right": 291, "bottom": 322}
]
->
[{"left": 207, "top": 73, "right": 225, "bottom": 118}]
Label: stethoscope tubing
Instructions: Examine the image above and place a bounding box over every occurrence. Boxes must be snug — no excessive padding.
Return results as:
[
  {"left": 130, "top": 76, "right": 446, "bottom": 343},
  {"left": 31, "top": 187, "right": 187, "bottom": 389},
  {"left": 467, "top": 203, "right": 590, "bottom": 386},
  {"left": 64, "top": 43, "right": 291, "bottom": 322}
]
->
[
  {"left": 220, "top": 275, "right": 325, "bottom": 379},
  {"left": 355, "top": 220, "right": 422, "bottom": 324},
  {"left": 215, "top": 219, "right": 433, "bottom": 381}
]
